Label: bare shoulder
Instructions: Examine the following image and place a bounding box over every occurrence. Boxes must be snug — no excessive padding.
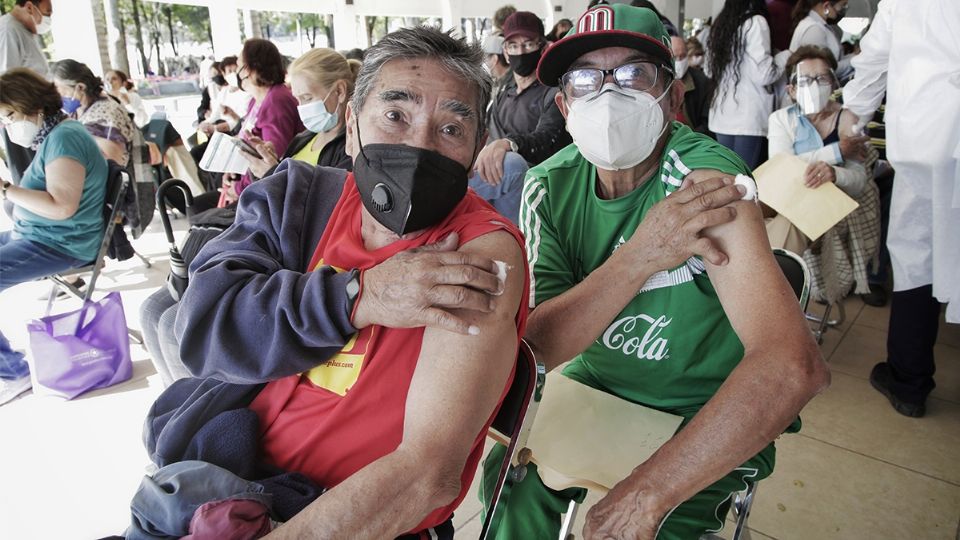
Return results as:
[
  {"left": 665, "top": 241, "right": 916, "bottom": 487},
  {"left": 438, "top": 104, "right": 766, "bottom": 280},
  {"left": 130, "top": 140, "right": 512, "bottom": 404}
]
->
[
  {"left": 458, "top": 229, "right": 525, "bottom": 321},
  {"left": 838, "top": 108, "right": 861, "bottom": 137},
  {"left": 679, "top": 168, "right": 770, "bottom": 265}
]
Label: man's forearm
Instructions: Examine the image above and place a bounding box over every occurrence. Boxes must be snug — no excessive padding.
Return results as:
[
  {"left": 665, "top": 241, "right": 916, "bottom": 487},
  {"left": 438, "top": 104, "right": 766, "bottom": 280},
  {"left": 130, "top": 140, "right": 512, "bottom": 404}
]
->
[
  {"left": 527, "top": 250, "right": 658, "bottom": 371},
  {"left": 267, "top": 448, "right": 458, "bottom": 540},
  {"left": 620, "top": 344, "right": 827, "bottom": 517}
]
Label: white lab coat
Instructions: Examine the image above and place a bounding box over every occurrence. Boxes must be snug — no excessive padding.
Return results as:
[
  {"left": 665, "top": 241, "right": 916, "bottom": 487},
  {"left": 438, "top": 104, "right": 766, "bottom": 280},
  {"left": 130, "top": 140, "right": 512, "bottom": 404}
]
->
[
  {"left": 707, "top": 15, "right": 782, "bottom": 136},
  {"left": 789, "top": 11, "right": 852, "bottom": 79},
  {"left": 842, "top": 0, "right": 960, "bottom": 322}
]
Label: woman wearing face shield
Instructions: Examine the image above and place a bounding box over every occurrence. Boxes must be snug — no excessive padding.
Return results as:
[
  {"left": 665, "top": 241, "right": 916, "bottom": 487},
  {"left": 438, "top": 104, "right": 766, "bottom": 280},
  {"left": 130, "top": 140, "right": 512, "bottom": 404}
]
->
[
  {"left": 765, "top": 46, "right": 874, "bottom": 256},
  {"left": 0, "top": 69, "right": 108, "bottom": 404},
  {"left": 241, "top": 48, "right": 359, "bottom": 179}
]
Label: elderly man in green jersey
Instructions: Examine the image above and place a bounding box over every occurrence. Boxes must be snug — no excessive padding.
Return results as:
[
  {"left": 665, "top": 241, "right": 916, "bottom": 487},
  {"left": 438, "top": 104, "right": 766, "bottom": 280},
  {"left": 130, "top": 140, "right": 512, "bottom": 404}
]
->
[{"left": 481, "top": 5, "right": 830, "bottom": 539}]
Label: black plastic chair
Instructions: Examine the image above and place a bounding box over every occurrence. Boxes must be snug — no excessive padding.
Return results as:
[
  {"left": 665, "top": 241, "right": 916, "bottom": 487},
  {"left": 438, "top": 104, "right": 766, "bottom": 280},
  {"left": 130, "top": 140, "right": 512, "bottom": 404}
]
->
[
  {"left": 480, "top": 339, "right": 544, "bottom": 539},
  {"left": 44, "top": 160, "right": 142, "bottom": 344}
]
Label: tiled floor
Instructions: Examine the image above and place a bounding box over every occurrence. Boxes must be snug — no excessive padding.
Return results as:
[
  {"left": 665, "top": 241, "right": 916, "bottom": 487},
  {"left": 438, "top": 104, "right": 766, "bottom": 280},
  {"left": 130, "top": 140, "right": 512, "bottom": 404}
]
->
[{"left": 1, "top": 214, "right": 957, "bottom": 539}]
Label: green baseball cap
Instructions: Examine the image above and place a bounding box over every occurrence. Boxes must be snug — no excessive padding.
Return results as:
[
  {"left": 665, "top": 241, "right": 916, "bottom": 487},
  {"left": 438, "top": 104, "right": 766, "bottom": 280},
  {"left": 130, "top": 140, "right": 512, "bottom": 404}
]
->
[{"left": 537, "top": 4, "right": 674, "bottom": 87}]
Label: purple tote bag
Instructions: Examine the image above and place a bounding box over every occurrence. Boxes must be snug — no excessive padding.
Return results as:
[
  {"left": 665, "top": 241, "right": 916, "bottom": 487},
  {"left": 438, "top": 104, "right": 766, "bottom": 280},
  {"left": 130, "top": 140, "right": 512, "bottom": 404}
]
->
[{"left": 27, "top": 291, "right": 133, "bottom": 399}]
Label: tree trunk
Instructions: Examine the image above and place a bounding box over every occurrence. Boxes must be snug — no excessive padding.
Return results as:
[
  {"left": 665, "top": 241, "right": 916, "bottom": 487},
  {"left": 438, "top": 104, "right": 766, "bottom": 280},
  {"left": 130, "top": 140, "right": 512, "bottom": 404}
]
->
[
  {"left": 324, "top": 15, "right": 334, "bottom": 49},
  {"left": 91, "top": 0, "right": 113, "bottom": 72},
  {"left": 365, "top": 16, "right": 375, "bottom": 47},
  {"left": 206, "top": 19, "right": 214, "bottom": 57},
  {"left": 162, "top": 6, "right": 177, "bottom": 57},
  {"left": 243, "top": 10, "right": 262, "bottom": 40},
  {"left": 131, "top": 0, "right": 151, "bottom": 76},
  {"left": 103, "top": 0, "right": 130, "bottom": 74}
]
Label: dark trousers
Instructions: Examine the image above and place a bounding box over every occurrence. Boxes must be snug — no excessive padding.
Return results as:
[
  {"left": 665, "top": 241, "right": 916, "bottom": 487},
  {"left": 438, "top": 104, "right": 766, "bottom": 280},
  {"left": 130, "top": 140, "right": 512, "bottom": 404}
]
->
[
  {"left": 715, "top": 133, "right": 766, "bottom": 170},
  {"left": 886, "top": 285, "right": 941, "bottom": 403},
  {"left": 869, "top": 168, "right": 894, "bottom": 284}
]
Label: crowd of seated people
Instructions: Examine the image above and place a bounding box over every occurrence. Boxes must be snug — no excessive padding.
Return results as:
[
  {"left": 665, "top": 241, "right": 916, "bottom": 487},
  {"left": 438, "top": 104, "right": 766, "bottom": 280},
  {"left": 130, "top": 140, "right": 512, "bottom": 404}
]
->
[{"left": 5, "top": 1, "right": 954, "bottom": 538}]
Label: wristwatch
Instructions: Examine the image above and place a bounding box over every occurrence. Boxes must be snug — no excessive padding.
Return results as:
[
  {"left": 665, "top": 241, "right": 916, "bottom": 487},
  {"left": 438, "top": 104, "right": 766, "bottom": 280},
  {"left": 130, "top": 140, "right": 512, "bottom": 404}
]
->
[
  {"left": 345, "top": 268, "right": 362, "bottom": 318},
  {"left": 505, "top": 138, "right": 518, "bottom": 153},
  {"left": 1, "top": 180, "right": 10, "bottom": 201}
]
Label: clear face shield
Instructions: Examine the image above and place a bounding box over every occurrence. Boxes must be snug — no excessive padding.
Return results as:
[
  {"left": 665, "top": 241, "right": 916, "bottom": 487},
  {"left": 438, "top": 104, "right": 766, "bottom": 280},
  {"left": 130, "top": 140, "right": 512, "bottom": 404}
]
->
[{"left": 792, "top": 61, "right": 839, "bottom": 115}]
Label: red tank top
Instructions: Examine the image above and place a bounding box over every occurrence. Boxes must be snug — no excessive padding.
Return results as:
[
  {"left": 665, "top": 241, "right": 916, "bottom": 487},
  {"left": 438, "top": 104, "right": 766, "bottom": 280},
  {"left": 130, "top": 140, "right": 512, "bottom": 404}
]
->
[{"left": 249, "top": 175, "right": 529, "bottom": 532}]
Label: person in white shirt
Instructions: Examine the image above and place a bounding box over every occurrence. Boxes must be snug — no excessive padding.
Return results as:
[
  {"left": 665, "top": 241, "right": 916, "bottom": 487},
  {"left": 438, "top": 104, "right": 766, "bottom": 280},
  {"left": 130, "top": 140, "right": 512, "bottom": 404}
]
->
[
  {"left": 842, "top": 0, "right": 960, "bottom": 419},
  {"left": 789, "top": 0, "right": 853, "bottom": 80},
  {"left": 104, "top": 69, "right": 150, "bottom": 127},
  {"left": 706, "top": 0, "right": 782, "bottom": 169},
  {"left": 0, "top": 0, "right": 52, "bottom": 197}
]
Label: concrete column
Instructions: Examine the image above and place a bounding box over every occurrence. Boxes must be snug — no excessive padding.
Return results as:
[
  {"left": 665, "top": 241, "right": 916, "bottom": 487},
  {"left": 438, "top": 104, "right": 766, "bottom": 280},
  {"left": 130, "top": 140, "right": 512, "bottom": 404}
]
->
[
  {"left": 209, "top": 0, "right": 243, "bottom": 59},
  {"left": 50, "top": 0, "right": 104, "bottom": 74},
  {"left": 542, "top": 0, "right": 555, "bottom": 30},
  {"left": 441, "top": 0, "right": 462, "bottom": 35},
  {"left": 333, "top": 2, "right": 360, "bottom": 51}
]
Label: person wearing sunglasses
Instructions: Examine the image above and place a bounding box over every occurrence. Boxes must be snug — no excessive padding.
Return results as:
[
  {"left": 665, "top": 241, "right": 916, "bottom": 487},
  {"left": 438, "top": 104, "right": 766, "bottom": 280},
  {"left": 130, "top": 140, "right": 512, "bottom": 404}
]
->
[
  {"left": 480, "top": 5, "right": 828, "bottom": 539},
  {"left": 471, "top": 11, "right": 571, "bottom": 224}
]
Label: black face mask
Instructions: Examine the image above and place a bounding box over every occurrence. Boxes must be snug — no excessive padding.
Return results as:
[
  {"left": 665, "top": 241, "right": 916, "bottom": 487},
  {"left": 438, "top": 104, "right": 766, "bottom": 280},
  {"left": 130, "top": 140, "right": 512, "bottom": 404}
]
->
[
  {"left": 508, "top": 48, "right": 543, "bottom": 77},
  {"left": 825, "top": 4, "right": 847, "bottom": 24},
  {"left": 353, "top": 124, "right": 469, "bottom": 236},
  {"left": 212, "top": 75, "right": 227, "bottom": 86}
]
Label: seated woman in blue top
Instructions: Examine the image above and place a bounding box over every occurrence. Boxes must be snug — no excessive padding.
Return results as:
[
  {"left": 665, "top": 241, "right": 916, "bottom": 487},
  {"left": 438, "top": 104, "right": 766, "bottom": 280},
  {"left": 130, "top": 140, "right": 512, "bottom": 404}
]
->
[{"left": 0, "top": 68, "right": 108, "bottom": 404}]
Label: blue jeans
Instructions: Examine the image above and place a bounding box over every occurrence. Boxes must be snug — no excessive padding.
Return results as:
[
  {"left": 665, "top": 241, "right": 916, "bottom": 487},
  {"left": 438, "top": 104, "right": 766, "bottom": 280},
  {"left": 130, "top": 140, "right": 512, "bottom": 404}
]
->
[
  {"left": 0, "top": 230, "right": 88, "bottom": 380},
  {"left": 715, "top": 133, "right": 766, "bottom": 170},
  {"left": 468, "top": 151, "right": 528, "bottom": 225}
]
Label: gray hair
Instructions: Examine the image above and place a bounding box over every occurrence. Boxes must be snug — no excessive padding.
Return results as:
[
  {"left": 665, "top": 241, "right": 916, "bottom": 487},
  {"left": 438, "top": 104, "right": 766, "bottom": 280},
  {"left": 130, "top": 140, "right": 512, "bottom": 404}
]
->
[
  {"left": 352, "top": 26, "right": 492, "bottom": 143},
  {"left": 50, "top": 59, "right": 104, "bottom": 100}
]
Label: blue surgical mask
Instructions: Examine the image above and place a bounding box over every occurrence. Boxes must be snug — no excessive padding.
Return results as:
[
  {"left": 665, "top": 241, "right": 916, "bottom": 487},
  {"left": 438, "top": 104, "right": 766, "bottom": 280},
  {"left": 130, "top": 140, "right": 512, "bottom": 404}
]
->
[
  {"left": 297, "top": 90, "right": 339, "bottom": 133},
  {"left": 62, "top": 96, "right": 82, "bottom": 114}
]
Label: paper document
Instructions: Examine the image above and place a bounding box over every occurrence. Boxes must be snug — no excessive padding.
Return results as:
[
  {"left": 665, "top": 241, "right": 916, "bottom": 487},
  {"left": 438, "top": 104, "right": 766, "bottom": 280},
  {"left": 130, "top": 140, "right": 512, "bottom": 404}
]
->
[
  {"left": 199, "top": 132, "right": 251, "bottom": 175},
  {"left": 754, "top": 153, "right": 859, "bottom": 241},
  {"left": 523, "top": 373, "right": 684, "bottom": 494}
]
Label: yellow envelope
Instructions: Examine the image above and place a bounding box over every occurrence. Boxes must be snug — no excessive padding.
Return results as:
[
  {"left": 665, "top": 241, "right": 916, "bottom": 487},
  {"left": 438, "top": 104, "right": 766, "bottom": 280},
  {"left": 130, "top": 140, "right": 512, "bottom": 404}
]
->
[
  {"left": 754, "top": 153, "right": 859, "bottom": 241},
  {"left": 523, "top": 373, "right": 684, "bottom": 494}
]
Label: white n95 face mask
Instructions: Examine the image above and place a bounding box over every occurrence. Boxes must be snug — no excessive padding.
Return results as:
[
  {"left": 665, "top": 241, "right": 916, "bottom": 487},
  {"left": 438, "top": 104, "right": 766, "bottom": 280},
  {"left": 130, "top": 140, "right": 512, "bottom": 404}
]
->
[
  {"left": 224, "top": 73, "right": 240, "bottom": 88},
  {"left": 565, "top": 83, "right": 670, "bottom": 171},
  {"left": 6, "top": 118, "right": 41, "bottom": 148},
  {"left": 674, "top": 58, "right": 689, "bottom": 79},
  {"left": 796, "top": 83, "right": 832, "bottom": 115},
  {"left": 36, "top": 15, "right": 52, "bottom": 34}
]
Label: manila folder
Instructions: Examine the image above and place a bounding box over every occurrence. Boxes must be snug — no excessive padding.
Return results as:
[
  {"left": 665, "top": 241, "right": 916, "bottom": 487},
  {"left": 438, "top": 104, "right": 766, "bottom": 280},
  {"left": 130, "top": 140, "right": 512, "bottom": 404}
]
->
[
  {"left": 754, "top": 152, "right": 859, "bottom": 241},
  {"left": 525, "top": 372, "right": 683, "bottom": 494}
]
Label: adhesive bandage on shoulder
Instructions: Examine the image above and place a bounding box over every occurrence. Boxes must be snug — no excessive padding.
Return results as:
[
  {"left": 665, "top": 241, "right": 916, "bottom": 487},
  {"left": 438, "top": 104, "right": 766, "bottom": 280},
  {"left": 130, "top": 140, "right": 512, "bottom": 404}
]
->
[
  {"left": 493, "top": 260, "right": 509, "bottom": 296},
  {"left": 734, "top": 174, "right": 758, "bottom": 202}
]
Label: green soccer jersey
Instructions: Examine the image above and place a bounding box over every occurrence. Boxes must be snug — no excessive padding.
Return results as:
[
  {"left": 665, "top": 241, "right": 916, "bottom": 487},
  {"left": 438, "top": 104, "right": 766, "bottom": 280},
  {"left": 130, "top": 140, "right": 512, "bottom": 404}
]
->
[{"left": 522, "top": 122, "right": 754, "bottom": 418}]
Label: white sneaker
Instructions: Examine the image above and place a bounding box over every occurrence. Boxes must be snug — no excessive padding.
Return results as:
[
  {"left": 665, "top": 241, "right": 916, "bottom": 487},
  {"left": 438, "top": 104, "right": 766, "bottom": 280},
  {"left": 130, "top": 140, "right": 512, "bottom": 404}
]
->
[{"left": 0, "top": 376, "right": 32, "bottom": 406}]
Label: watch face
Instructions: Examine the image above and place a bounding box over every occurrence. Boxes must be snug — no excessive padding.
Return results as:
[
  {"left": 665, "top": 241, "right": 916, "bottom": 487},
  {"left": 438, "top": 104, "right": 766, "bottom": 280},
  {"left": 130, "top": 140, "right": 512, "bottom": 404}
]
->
[{"left": 346, "top": 276, "right": 361, "bottom": 298}]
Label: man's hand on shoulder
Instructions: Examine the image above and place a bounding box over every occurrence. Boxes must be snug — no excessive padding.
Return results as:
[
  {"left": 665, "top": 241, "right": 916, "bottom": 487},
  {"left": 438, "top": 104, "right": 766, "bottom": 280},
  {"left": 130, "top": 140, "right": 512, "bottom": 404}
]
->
[
  {"left": 620, "top": 176, "right": 745, "bottom": 274},
  {"left": 351, "top": 232, "right": 505, "bottom": 335}
]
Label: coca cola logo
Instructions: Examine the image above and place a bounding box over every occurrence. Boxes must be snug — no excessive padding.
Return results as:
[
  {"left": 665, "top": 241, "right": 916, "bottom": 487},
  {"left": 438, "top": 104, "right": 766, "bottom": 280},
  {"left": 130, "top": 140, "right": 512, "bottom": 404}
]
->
[{"left": 600, "top": 314, "right": 671, "bottom": 361}]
